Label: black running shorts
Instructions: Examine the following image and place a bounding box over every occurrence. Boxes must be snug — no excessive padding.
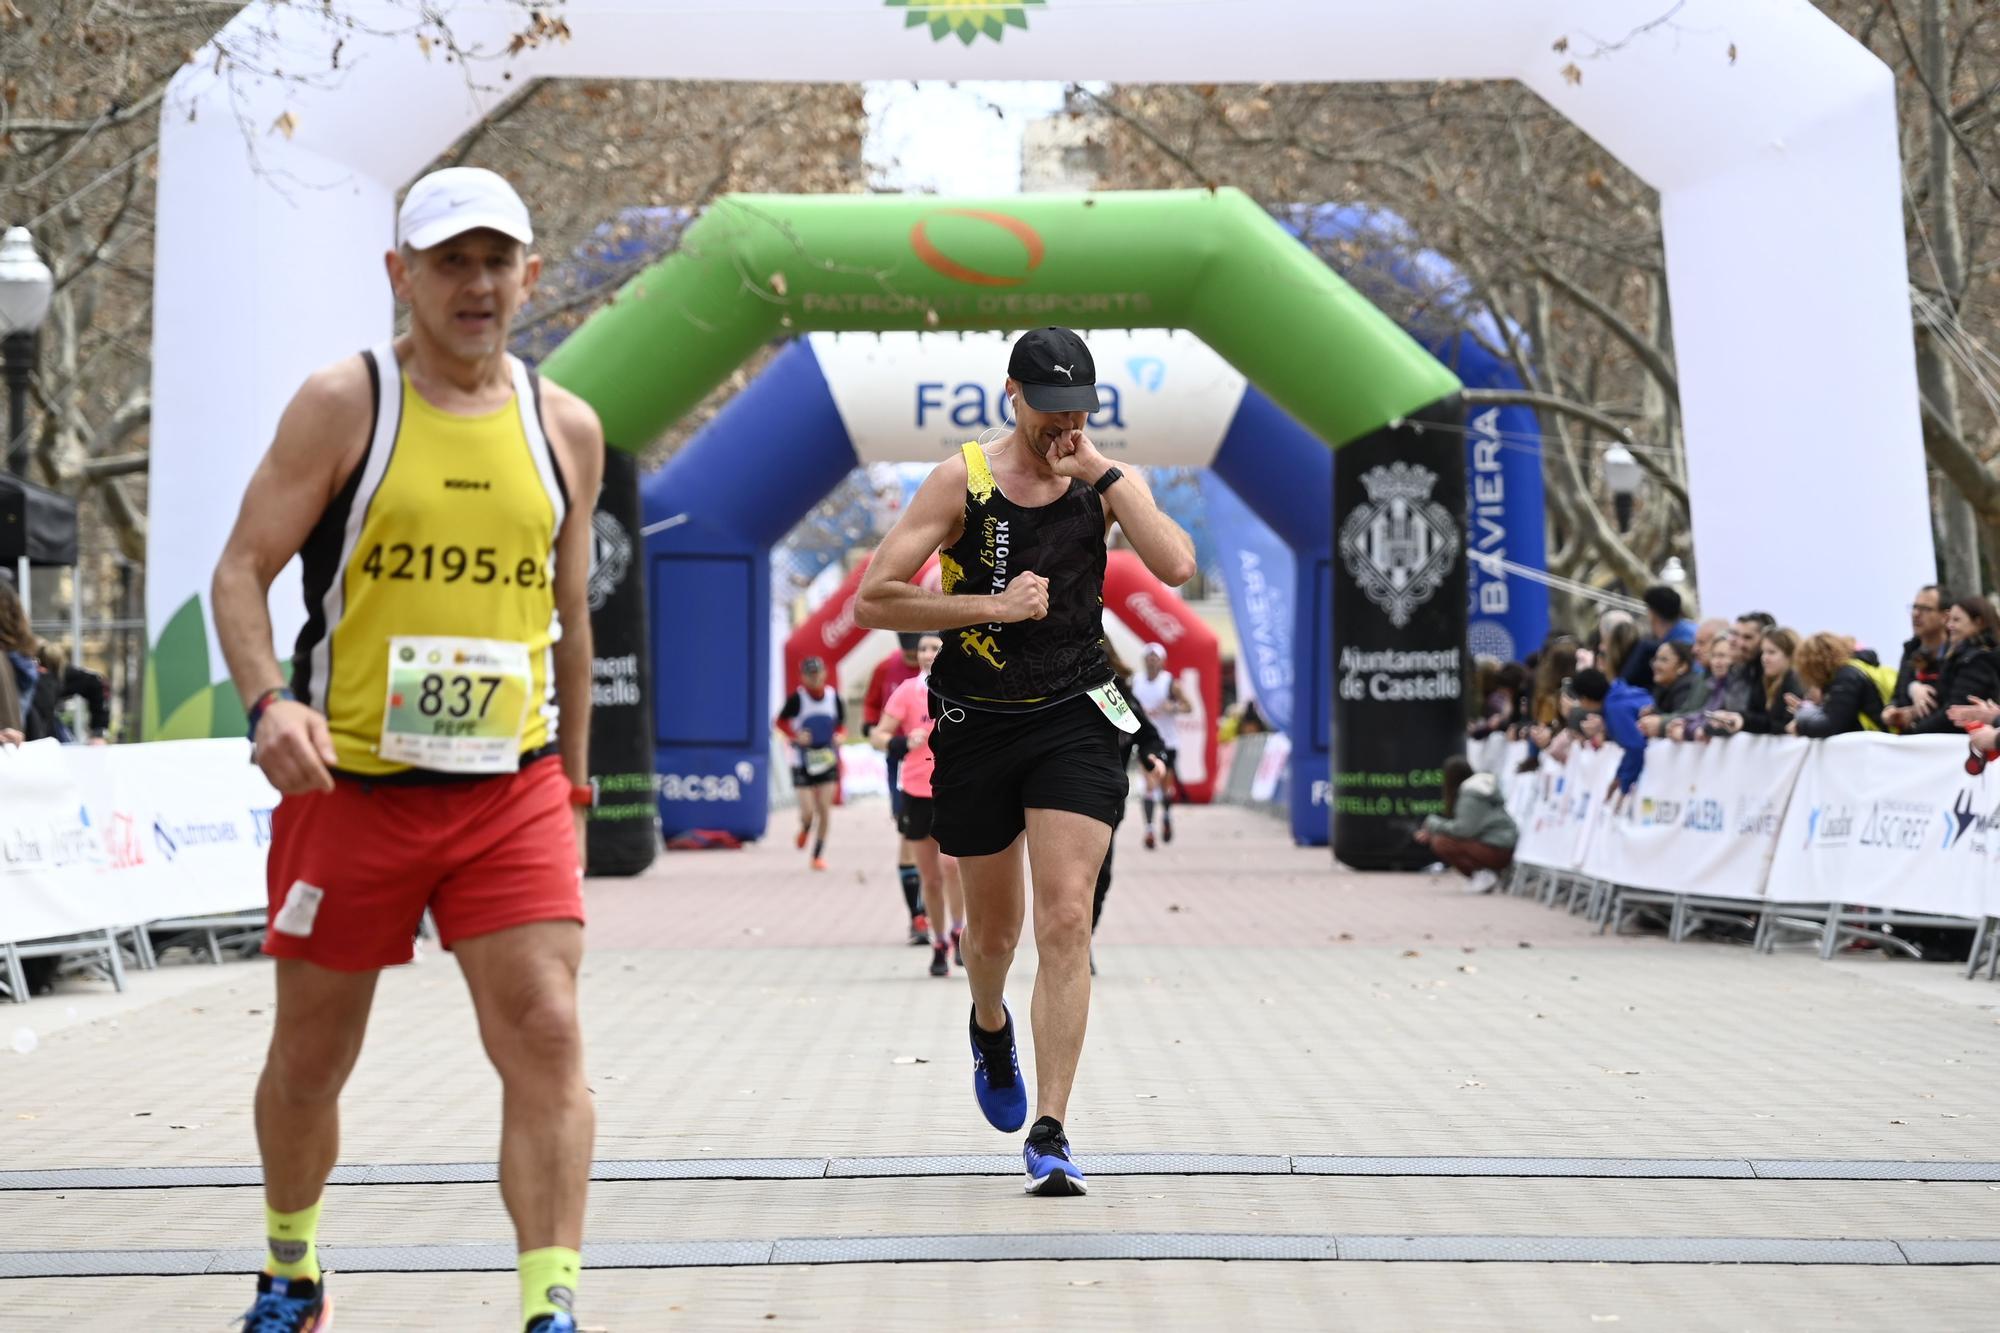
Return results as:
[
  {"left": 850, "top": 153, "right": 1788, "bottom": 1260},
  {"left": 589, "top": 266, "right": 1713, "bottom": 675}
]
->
[
  {"left": 897, "top": 794, "right": 935, "bottom": 841},
  {"left": 928, "top": 691, "right": 1129, "bottom": 858},
  {"left": 792, "top": 765, "right": 839, "bottom": 789}
]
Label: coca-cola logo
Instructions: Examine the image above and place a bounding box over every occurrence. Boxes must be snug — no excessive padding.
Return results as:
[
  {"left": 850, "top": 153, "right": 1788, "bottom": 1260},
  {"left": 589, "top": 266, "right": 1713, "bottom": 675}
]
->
[
  {"left": 1126, "top": 592, "right": 1184, "bottom": 644},
  {"left": 822, "top": 595, "right": 859, "bottom": 648},
  {"left": 106, "top": 812, "right": 144, "bottom": 869}
]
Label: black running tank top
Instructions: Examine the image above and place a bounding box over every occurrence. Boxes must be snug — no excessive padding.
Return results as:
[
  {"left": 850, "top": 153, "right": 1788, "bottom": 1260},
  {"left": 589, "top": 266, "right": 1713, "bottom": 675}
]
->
[{"left": 928, "top": 441, "right": 1112, "bottom": 712}]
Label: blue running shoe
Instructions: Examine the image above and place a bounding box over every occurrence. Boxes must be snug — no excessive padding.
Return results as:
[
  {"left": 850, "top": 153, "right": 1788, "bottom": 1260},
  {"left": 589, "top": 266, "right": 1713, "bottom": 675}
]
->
[
  {"left": 240, "top": 1273, "right": 331, "bottom": 1331},
  {"left": 969, "top": 1002, "right": 1028, "bottom": 1132},
  {"left": 525, "top": 1315, "right": 577, "bottom": 1333},
  {"left": 1023, "top": 1116, "right": 1088, "bottom": 1196}
]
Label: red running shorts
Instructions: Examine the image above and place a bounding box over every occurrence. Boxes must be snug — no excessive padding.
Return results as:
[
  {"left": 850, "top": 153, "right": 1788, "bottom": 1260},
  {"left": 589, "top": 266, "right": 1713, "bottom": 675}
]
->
[{"left": 263, "top": 755, "right": 583, "bottom": 971}]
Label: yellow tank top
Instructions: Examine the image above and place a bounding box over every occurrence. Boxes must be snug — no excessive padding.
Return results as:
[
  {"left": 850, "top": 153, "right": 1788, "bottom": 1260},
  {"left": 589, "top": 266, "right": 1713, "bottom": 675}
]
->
[{"left": 288, "top": 343, "right": 568, "bottom": 776}]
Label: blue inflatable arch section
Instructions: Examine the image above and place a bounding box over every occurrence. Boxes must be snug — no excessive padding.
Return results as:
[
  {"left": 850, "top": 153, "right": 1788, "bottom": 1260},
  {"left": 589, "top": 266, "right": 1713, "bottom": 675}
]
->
[{"left": 642, "top": 336, "right": 1345, "bottom": 843}]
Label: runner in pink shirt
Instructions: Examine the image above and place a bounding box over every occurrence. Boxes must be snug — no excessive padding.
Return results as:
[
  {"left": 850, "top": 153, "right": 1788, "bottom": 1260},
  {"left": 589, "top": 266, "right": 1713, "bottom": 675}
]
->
[{"left": 871, "top": 633, "right": 965, "bottom": 976}]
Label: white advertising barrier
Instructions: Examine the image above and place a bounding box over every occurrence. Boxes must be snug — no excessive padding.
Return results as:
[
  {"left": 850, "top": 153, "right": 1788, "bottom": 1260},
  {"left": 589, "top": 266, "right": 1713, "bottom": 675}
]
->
[
  {"left": 1249, "top": 730, "right": 1292, "bottom": 805},
  {"left": 1511, "top": 743, "right": 1623, "bottom": 872},
  {"left": 1, "top": 740, "right": 101, "bottom": 944},
  {"left": 1581, "top": 735, "right": 1809, "bottom": 901},
  {"left": 1, "top": 739, "right": 276, "bottom": 946},
  {"left": 1766, "top": 735, "right": 2000, "bottom": 917}
]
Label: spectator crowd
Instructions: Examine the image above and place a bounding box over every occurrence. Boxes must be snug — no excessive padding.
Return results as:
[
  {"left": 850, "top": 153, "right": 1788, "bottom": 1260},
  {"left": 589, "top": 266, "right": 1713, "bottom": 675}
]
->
[{"left": 1468, "top": 582, "right": 2000, "bottom": 797}]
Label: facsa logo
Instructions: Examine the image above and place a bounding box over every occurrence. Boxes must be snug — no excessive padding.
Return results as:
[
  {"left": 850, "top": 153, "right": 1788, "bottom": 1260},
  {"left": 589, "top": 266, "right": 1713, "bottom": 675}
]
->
[{"left": 657, "top": 773, "right": 743, "bottom": 802}]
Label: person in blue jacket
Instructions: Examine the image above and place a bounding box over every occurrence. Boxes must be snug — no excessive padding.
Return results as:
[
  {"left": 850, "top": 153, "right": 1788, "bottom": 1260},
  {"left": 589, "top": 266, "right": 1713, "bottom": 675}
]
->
[{"left": 1570, "top": 667, "right": 1653, "bottom": 795}]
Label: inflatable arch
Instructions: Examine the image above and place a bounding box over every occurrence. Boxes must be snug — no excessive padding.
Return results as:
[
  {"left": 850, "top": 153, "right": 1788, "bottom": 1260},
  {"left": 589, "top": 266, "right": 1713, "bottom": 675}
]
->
[
  {"left": 646, "top": 330, "right": 1333, "bottom": 842},
  {"left": 152, "top": 1, "right": 1930, "bottom": 863}
]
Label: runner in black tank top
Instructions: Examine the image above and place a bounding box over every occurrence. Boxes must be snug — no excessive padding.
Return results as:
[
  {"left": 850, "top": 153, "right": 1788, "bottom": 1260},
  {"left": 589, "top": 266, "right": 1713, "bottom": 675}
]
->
[{"left": 856, "top": 327, "right": 1197, "bottom": 1199}]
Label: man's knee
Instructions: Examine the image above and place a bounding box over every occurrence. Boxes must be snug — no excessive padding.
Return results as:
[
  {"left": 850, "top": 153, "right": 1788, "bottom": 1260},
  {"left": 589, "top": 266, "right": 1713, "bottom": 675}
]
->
[
  {"left": 486, "top": 989, "right": 584, "bottom": 1076},
  {"left": 1034, "top": 893, "right": 1093, "bottom": 951},
  {"left": 264, "top": 1038, "right": 360, "bottom": 1106},
  {"left": 964, "top": 916, "right": 1020, "bottom": 959}
]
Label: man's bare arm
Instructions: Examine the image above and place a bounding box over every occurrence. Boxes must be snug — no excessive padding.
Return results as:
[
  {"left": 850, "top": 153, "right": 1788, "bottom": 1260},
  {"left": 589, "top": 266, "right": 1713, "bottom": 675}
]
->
[
  {"left": 545, "top": 384, "right": 606, "bottom": 792},
  {"left": 212, "top": 359, "right": 371, "bottom": 705},
  {"left": 857, "top": 456, "right": 1049, "bottom": 631},
  {"left": 1102, "top": 465, "right": 1197, "bottom": 587},
  {"left": 211, "top": 359, "right": 372, "bottom": 793}
]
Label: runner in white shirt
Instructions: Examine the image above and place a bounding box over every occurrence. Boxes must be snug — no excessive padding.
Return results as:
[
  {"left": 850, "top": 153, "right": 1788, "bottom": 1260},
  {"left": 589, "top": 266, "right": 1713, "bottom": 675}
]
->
[{"left": 1129, "top": 644, "right": 1190, "bottom": 849}]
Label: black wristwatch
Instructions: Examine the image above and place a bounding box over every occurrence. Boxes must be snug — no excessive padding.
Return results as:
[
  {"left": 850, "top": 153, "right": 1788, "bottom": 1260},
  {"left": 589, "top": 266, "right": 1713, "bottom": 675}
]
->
[{"left": 1092, "top": 466, "right": 1125, "bottom": 495}]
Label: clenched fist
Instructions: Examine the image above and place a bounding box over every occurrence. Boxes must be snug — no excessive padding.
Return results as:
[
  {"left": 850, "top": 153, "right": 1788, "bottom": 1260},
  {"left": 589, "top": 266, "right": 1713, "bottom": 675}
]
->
[{"left": 994, "top": 571, "right": 1050, "bottom": 623}]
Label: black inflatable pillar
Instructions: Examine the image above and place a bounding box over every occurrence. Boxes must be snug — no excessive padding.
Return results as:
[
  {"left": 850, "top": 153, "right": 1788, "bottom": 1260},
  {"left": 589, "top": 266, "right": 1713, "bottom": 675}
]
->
[
  {"left": 584, "top": 446, "right": 657, "bottom": 876},
  {"left": 1330, "top": 396, "right": 1468, "bottom": 870}
]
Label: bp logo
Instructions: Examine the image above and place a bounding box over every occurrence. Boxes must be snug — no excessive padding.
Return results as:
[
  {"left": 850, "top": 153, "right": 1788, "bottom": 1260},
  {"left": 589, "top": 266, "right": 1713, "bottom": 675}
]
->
[
  {"left": 588, "top": 509, "right": 633, "bottom": 612},
  {"left": 1338, "top": 462, "right": 1459, "bottom": 628},
  {"left": 886, "top": 0, "right": 1045, "bottom": 45}
]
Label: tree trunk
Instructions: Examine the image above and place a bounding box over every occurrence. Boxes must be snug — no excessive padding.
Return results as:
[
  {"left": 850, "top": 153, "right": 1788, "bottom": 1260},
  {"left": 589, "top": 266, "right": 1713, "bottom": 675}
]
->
[{"left": 1922, "top": 0, "right": 1982, "bottom": 596}]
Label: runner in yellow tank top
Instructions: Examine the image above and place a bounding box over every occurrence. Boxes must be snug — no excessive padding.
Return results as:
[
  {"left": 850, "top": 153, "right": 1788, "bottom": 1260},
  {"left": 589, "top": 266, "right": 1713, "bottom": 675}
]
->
[
  {"left": 211, "top": 168, "right": 604, "bottom": 1333},
  {"left": 310, "top": 347, "right": 568, "bottom": 776}
]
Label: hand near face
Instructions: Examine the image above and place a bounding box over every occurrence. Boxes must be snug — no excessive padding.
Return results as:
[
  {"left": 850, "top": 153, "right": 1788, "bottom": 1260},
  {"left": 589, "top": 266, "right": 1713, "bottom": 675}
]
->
[{"left": 1046, "top": 430, "right": 1108, "bottom": 481}]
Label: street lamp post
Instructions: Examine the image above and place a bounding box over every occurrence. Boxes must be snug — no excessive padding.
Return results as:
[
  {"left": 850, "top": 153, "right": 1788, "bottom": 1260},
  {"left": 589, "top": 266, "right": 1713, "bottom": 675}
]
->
[
  {"left": 1602, "top": 443, "right": 1642, "bottom": 533},
  {"left": 0, "top": 226, "right": 56, "bottom": 479}
]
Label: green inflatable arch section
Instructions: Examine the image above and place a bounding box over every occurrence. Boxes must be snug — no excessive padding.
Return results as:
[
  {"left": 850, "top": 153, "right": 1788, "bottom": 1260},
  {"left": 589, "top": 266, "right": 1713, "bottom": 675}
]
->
[{"left": 541, "top": 188, "right": 1459, "bottom": 449}]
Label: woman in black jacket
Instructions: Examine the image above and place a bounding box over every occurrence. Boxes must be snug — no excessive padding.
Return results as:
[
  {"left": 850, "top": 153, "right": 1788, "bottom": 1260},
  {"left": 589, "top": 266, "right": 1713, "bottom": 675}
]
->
[
  {"left": 1790, "top": 632, "right": 1885, "bottom": 737},
  {"left": 1710, "top": 627, "right": 1804, "bottom": 736},
  {"left": 1908, "top": 597, "right": 2000, "bottom": 735}
]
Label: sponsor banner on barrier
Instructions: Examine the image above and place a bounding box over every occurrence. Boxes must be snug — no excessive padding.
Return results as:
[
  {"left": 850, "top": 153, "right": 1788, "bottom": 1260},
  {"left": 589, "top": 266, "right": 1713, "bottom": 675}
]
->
[
  {"left": 1249, "top": 731, "right": 1291, "bottom": 805},
  {"left": 1, "top": 740, "right": 101, "bottom": 945},
  {"left": 1512, "top": 744, "right": 1622, "bottom": 873},
  {"left": 1766, "top": 734, "right": 2000, "bottom": 915},
  {"left": 2, "top": 739, "right": 275, "bottom": 946},
  {"left": 1581, "top": 735, "right": 1808, "bottom": 900}
]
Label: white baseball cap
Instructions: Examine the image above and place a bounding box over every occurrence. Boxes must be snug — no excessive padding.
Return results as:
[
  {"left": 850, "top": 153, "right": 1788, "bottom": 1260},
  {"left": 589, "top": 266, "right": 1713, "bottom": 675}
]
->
[
  {"left": 397, "top": 167, "right": 533, "bottom": 251},
  {"left": 1144, "top": 642, "right": 1167, "bottom": 660}
]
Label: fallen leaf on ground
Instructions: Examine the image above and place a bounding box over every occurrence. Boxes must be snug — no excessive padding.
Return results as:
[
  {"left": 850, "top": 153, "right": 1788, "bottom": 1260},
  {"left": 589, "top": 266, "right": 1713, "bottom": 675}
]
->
[{"left": 891, "top": 1056, "right": 928, "bottom": 1065}]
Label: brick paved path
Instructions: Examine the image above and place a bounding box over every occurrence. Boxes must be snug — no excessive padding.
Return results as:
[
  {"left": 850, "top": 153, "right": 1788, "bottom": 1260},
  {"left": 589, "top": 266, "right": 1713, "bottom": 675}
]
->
[{"left": 5, "top": 801, "right": 1999, "bottom": 1329}]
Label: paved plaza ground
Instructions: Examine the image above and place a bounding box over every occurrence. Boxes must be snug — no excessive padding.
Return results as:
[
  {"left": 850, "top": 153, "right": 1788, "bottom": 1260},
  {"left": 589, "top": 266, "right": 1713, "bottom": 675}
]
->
[{"left": 5, "top": 799, "right": 2000, "bottom": 1329}]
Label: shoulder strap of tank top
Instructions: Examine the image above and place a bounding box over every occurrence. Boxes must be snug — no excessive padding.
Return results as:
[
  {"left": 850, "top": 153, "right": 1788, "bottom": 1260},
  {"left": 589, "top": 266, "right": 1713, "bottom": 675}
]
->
[
  {"left": 509, "top": 355, "right": 569, "bottom": 531},
  {"left": 960, "top": 440, "right": 996, "bottom": 504}
]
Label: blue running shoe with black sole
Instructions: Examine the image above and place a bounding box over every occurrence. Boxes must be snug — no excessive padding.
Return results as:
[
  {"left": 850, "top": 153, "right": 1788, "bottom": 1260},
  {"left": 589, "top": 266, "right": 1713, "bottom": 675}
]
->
[
  {"left": 240, "top": 1273, "right": 332, "bottom": 1331},
  {"left": 969, "top": 1002, "right": 1028, "bottom": 1132},
  {"left": 1023, "top": 1116, "right": 1088, "bottom": 1196},
  {"left": 525, "top": 1315, "right": 577, "bottom": 1333}
]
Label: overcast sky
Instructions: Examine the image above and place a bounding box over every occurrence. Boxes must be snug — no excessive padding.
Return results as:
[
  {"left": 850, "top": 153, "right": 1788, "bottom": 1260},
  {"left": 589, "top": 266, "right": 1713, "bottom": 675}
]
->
[{"left": 864, "top": 80, "right": 1070, "bottom": 196}]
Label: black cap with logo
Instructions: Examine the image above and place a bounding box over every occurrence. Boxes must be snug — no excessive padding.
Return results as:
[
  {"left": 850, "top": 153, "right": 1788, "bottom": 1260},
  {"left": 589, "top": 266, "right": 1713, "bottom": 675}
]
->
[{"left": 1008, "top": 326, "right": 1101, "bottom": 414}]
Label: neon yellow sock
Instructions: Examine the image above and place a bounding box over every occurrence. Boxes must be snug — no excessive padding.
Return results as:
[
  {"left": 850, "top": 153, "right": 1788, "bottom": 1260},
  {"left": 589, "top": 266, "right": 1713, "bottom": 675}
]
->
[
  {"left": 264, "top": 1200, "right": 322, "bottom": 1282},
  {"left": 519, "top": 1246, "right": 581, "bottom": 1324}
]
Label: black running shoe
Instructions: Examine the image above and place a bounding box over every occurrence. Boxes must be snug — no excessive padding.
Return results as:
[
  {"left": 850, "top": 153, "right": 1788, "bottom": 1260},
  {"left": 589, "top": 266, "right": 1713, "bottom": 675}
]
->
[
  {"left": 1162, "top": 811, "right": 1174, "bottom": 844},
  {"left": 929, "top": 943, "right": 949, "bottom": 976}
]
